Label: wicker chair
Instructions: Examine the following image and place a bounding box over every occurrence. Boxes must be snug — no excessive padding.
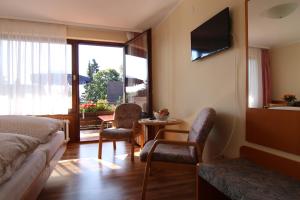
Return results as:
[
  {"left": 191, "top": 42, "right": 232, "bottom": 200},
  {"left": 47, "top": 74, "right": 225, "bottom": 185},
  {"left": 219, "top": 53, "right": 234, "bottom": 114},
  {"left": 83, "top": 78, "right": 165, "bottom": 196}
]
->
[
  {"left": 98, "top": 103, "right": 142, "bottom": 162},
  {"left": 140, "top": 107, "right": 216, "bottom": 199}
]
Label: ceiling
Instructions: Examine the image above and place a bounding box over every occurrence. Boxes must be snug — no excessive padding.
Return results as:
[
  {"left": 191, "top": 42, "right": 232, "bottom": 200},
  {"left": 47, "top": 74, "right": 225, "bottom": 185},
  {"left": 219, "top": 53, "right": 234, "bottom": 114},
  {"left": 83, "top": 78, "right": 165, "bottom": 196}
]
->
[
  {"left": 0, "top": 0, "right": 181, "bottom": 32},
  {"left": 249, "top": 0, "right": 300, "bottom": 48}
]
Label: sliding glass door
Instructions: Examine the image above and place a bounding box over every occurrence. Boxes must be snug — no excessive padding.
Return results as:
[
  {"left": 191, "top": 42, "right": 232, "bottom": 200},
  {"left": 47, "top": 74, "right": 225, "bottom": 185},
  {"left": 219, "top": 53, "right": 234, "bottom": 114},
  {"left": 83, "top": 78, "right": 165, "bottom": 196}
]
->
[
  {"left": 66, "top": 32, "right": 152, "bottom": 142},
  {"left": 78, "top": 44, "right": 124, "bottom": 141},
  {"left": 124, "top": 30, "right": 152, "bottom": 117}
]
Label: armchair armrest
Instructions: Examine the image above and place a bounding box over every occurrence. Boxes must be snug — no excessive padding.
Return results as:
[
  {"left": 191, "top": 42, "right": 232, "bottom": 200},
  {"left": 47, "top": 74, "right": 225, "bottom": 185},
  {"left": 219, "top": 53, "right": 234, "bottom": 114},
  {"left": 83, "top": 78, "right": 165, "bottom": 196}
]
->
[
  {"left": 99, "top": 120, "right": 106, "bottom": 133},
  {"left": 154, "top": 128, "right": 189, "bottom": 139},
  {"left": 146, "top": 139, "right": 199, "bottom": 163}
]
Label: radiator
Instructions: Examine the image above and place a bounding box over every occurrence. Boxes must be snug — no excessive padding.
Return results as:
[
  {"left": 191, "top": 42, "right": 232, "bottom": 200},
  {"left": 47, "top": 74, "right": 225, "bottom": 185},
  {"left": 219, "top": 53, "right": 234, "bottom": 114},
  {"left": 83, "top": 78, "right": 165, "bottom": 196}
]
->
[{"left": 62, "top": 119, "right": 70, "bottom": 142}]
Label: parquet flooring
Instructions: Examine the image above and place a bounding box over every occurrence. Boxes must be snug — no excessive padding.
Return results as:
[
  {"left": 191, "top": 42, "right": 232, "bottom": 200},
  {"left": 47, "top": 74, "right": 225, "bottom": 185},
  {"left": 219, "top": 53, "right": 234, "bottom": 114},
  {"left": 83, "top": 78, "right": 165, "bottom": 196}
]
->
[{"left": 38, "top": 142, "right": 195, "bottom": 200}]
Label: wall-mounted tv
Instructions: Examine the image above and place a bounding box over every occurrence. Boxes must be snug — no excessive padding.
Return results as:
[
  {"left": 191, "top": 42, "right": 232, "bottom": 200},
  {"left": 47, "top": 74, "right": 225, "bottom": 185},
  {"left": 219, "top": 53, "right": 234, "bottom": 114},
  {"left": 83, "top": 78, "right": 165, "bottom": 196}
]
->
[{"left": 191, "top": 7, "right": 231, "bottom": 61}]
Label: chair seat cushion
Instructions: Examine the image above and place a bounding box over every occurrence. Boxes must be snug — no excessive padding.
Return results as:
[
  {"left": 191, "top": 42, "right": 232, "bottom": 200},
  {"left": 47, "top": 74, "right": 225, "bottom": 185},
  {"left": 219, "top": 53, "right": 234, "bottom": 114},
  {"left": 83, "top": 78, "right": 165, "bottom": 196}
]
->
[
  {"left": 199, "top": 158, "right": 300, "bottom": 200},
  {"left": 101, "top": 128, "right": 132, "bottom": 139},
  {"left": 140, "top": 140, "right": 197, "bottom": 164}
]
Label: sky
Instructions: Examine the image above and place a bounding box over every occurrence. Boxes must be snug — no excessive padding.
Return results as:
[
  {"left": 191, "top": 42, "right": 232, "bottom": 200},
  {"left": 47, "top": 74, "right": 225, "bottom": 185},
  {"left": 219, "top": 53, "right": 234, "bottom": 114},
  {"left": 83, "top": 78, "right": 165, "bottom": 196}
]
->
[
  {"left": 78, "top": 44, "right": 124, "bottom": 76},
  {"left": 78, "top": 44, "right": 148, "bottom": 80},
  {"left": 77, "top": 44, "right": 148, "bottom": 97}
]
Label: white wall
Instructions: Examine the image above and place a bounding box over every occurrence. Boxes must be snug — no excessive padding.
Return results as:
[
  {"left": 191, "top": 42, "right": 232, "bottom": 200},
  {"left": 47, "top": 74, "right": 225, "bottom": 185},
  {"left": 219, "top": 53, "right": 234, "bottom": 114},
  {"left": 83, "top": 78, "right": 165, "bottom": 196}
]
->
[
  {"left": 270, "top": 43, "right": 300, "bottom": 101},
  {"left": 152, "top": 0, "right": 246, "bottom": 161},
  {"left": 67, "top": 26, "right": 127, "bottom": 42},
  {"left": 0, "top": 18, "right": 128, "bottom": 43}
]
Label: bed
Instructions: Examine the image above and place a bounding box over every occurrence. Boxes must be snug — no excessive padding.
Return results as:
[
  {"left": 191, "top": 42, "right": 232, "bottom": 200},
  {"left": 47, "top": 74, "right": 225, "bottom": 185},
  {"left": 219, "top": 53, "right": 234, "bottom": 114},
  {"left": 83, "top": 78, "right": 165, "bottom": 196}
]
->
[
  {"left": 268, "top": 106, "right": 300, "bottom": 111},
  {"left": 0, "top": 116, "right": 68, "bottom": 200}
]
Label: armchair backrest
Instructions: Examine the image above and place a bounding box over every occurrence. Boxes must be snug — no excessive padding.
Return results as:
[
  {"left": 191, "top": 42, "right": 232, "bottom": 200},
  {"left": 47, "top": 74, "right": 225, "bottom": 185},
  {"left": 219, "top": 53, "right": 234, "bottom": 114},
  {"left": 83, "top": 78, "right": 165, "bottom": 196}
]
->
[
  {"left": 188, "top": 108, "right": 216, "bottom": 160},
  {"left": 114, "top": 103, "right": 142, "bottom": 129}
]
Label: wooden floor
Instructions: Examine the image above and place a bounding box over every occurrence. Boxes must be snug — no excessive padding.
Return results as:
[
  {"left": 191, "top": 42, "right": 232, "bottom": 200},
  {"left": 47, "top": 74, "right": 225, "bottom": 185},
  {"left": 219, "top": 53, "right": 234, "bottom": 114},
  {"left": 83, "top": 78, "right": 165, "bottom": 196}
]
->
[
  {"left": 80, "top": 129, "right": 99, "bottom": 142},
  {"left": 38, "top": 142, "right": 195, "bottom": 200}
]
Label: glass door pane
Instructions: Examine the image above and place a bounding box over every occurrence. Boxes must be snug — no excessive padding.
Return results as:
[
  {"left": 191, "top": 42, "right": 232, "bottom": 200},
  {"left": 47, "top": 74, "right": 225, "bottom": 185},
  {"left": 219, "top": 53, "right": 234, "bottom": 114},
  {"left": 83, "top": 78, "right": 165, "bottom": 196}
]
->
[
  {"left": 124, "top": 30, "right": 152, "bottom": 117},
  {"left": 78, "top": 44, "right": 124, "bottom": 141}
]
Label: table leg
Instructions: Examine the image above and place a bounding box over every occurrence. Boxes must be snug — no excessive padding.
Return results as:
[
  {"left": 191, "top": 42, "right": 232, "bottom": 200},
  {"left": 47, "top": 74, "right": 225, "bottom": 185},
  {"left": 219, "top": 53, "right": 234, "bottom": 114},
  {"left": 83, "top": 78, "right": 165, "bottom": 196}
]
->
[
  {"left": 147, "top": 125, "right": 165, "bottom": 140},
  {"left": 140, "top": 132, "right": 144, "bottom": 148},
  {"left": 142, "top": 125, "right": 148, "bottom": 146},
  {"left": 141, "top": 124, "right": 166, "bottom": 146}
]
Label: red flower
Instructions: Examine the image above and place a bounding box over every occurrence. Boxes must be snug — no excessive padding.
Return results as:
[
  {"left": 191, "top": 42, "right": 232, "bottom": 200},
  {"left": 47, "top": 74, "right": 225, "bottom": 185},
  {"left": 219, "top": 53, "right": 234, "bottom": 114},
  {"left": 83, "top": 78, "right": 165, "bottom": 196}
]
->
[{"left": 80, "top": 102, "right": 96, "bottom": 109}]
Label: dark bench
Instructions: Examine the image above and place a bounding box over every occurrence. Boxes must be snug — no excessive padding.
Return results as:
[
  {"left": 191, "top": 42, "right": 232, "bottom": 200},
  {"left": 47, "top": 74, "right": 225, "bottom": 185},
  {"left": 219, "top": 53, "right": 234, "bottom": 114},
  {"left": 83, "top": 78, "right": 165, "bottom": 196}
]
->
[{"left": 198, "top": 158, "right": 300, "bottom": 200}]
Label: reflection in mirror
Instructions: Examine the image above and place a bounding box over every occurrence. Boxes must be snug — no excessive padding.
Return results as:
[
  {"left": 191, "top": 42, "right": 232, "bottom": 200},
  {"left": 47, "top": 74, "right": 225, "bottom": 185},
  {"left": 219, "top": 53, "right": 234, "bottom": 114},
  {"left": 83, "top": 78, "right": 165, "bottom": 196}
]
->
[{"left": 248, "top": 0, "right": 300, "bottom": 110}]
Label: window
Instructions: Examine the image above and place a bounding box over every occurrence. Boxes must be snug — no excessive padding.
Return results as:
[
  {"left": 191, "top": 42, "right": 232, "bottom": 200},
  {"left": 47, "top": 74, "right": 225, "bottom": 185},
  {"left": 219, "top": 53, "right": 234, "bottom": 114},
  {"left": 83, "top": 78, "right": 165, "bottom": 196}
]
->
[
  {"left": 248, "top": 48, "right": 263, "bottom": 108},
  {"left": 0, "top": 20, "right": 71, "bottom": 115}
]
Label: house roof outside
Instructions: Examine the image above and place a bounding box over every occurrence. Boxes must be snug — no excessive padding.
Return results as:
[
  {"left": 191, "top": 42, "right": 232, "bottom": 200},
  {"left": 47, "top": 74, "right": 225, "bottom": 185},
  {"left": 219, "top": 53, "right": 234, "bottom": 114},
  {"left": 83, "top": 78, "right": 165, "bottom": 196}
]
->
[{"left": 107, "top": 81, "right": 123, "bottom": 104}]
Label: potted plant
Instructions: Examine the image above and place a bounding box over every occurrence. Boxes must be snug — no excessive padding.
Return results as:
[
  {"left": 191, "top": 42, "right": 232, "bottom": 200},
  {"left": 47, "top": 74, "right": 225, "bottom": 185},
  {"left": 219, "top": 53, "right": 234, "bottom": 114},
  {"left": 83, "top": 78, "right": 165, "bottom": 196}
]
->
[
  {"left": 80, "top": 100, "right": 115, "bottom": 129},
  {"left": 283, "top": 94, "right": 297, "bottom": 106}
]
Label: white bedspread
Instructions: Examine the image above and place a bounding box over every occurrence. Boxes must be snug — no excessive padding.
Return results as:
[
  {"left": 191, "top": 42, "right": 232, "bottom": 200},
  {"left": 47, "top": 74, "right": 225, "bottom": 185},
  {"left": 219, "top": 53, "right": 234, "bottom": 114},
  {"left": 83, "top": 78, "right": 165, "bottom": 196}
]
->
[
  {"left": 268, "top": 106, "right": 300, "bottom": 111},
  {"left": 0, "top": 115, "right": 63, "bottom": 143},
  {"left": 38, "top": 131, "right": 65, "bottom": 163},
  {"left": 0, "top": 150, "right": 46, "bottom": 200},
  {"left": 0, "top": 133, "right": 40, "bottom": 185}
]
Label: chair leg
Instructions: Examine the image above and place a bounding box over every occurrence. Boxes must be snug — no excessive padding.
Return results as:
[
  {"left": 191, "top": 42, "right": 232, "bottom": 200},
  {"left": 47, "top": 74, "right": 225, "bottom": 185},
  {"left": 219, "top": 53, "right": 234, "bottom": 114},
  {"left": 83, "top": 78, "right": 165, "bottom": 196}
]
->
[
  {"left": 195, "top": 164, "right": 200, "bottom": 200},
  {"left": 140, "top": 133, "right": 144, "bottom": 148},
  {"left": 141, "top": 160, "right": 151, "bottom": 200},
  {"left": 131, "top": 138, "right": 135, "bottom": 162},
  {"left": 113, "top": 140, "right": 116, "bottom": 150},
  {"left": 98, "top": 136, "right": 103, "bottom": 159},
  {"left": 149, "top": 164, "right": 152, "bottom": 176}
]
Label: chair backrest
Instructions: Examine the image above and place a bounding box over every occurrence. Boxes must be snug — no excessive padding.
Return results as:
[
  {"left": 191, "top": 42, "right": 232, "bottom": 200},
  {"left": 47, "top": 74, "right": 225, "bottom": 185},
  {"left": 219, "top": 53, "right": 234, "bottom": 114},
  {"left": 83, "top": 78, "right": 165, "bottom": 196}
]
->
[
  {"left": 188, "top": 108, "right": 216, "bottom": 160},
  {"left": 114, "top": 103, "right": 142, "bottom": 129}
]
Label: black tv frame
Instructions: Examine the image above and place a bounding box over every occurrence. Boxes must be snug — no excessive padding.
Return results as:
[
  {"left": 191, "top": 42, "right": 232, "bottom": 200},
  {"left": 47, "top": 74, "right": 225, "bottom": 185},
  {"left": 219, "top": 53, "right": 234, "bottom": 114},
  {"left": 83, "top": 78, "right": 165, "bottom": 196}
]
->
[{"left": 191, "top": 7, "right": 231, "bottom": 61}]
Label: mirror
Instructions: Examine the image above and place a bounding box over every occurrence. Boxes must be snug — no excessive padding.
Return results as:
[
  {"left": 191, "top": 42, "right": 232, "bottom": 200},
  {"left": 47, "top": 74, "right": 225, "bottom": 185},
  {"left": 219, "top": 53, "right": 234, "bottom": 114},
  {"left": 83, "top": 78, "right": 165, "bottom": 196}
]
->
[{"left": 248, "top": 0, "right": 300, "bottom": 110}]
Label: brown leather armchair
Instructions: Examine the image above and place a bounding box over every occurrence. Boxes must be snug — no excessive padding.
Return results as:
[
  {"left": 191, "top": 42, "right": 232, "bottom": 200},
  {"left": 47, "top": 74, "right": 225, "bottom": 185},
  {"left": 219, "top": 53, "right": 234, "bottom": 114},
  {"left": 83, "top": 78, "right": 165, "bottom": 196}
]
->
[
  {"left": 140, "top": 107, "right": 216, "bottom": 199},
  {"left": 98, "top": 103, "right": 142, "bottom": 162}
]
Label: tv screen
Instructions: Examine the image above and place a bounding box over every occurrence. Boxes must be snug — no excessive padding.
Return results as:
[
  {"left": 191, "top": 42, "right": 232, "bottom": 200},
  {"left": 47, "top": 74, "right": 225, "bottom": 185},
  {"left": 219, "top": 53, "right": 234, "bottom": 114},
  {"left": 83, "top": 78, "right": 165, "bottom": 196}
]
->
[{"left": 191, "top": 7, "right": 231, "bottom": 61}]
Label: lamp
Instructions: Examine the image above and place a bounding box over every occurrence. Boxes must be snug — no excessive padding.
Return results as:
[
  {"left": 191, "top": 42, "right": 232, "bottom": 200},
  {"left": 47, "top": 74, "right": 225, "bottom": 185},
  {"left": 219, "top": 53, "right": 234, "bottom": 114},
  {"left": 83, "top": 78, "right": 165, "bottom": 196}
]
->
[{"left": 262, "top": 2, "right": 299, "bottom": 19}]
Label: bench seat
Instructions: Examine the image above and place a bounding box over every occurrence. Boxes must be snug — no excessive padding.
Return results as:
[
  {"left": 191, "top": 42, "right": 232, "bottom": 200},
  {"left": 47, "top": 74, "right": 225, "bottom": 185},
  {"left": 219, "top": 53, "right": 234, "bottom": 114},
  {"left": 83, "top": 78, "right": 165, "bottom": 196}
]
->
[{"left": 199, "top": 158, "right": 300, "bottom": 200}]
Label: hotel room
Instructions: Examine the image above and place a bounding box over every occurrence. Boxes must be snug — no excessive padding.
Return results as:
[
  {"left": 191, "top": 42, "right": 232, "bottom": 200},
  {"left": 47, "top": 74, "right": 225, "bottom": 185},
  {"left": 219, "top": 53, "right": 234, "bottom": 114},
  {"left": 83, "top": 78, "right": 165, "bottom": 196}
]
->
[{"left": 0, "top": 0, "right": 299, "bottom": 199}]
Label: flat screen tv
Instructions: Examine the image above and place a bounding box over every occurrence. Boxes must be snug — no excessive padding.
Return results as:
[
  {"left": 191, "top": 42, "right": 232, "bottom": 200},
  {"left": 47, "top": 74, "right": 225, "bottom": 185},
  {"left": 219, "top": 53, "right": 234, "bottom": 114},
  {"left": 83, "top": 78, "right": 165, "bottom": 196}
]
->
[{"left": 191, "top": 7, "right": 231, "bottom": 61}]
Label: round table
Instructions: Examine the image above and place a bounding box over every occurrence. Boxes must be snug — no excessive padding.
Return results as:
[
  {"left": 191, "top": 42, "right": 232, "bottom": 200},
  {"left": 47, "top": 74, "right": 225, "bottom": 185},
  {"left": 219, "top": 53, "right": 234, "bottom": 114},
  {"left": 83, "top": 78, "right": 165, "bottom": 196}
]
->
[{"left": 138, "top": 118, "right": 183, "bottom": 144}]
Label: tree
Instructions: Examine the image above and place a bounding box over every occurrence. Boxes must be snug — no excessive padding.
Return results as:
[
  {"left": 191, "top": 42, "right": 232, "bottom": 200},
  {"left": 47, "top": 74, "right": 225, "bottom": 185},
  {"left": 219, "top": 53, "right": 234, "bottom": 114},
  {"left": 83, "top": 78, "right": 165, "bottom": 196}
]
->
[
  {"left": 84, "top": 69, "right": 121, "bottom": 102},
  {"left": 87, "top": 59, "right": 99, "bottom": 80}
]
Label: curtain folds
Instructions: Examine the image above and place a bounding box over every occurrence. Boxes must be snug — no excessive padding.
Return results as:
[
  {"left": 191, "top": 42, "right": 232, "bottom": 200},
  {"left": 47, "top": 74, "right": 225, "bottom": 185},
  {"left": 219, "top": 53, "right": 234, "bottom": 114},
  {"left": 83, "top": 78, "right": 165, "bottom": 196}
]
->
[
  {"left": 0, "top": 19, "right": 71, "bottom": 115},
  {"left": 248, "top": 47, "right": 263, "bottom": 108},
  {"left": 261, "top": 49, "right": 272, "bottom": 106}
]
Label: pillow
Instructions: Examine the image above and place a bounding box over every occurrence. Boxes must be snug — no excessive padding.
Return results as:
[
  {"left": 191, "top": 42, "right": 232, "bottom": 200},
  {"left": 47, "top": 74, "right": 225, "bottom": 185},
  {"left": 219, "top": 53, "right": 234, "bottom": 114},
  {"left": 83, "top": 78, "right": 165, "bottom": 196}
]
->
[
  {"left": 0, "top": 116, "right": 64, "bottom": 143},
  {"left": 0, "top": 133, "right": 40, "bottom": 185}
]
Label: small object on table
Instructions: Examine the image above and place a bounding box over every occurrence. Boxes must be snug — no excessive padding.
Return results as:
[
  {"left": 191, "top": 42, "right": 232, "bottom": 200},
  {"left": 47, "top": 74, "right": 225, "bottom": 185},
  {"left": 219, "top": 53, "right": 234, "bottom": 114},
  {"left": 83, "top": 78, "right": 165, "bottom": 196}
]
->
[{"left": 153, "top": 108, "right": 170, "bottom": 121}]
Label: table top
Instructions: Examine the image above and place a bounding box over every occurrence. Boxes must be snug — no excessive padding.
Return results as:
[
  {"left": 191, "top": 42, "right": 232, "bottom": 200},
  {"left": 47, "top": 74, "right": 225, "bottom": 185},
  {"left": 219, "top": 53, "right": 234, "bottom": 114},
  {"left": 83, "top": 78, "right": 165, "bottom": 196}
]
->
[
  {"left": 138, "top": 118, "right": 183, "bottom": 126},
  {"left": 98, "top": 115, "right": 114, "bottom": 122}
]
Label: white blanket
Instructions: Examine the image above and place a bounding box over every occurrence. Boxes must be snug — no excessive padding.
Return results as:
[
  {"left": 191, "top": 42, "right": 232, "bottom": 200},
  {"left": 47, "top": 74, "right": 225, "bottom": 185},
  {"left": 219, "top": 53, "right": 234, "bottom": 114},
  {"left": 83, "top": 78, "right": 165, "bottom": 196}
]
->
[
  {"left": 0, "top": 115, "right": 63, "bottom": 143},
  {"left": 0, "top": 133, "right": 40, "bottom": 185}
]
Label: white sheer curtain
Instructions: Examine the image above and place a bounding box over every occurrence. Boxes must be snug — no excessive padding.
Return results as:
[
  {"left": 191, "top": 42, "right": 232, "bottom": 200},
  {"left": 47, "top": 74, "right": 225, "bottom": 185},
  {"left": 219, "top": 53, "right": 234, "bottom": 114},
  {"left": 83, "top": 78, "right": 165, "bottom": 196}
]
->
[
  {"left": 0, "top": 19, "right": 71, "bottom": 115},
  {"left": 248, "top": 47, "right": 263, "bottom": 108}
]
